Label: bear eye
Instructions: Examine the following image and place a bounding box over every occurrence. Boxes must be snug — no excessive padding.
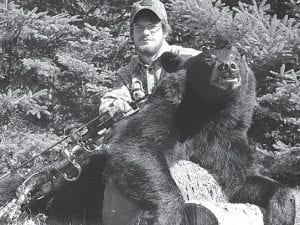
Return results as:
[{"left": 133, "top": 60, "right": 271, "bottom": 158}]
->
[{"left": 204, "top": 57, "right": 214, "bottom": 65}]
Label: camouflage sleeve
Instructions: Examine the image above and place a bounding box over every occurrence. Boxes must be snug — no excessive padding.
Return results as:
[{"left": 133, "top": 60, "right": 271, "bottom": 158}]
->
[
  {"left": 99, "top": 64, "right": 134, "bottom": 115},
  {"left": 111, "top": 63, "right": 133, "bottom": 89}
]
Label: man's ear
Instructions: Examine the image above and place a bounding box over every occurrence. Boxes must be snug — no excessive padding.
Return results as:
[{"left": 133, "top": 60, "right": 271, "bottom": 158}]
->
[{"left": 160, "top": 52, "right": 186, "bottom": 73}]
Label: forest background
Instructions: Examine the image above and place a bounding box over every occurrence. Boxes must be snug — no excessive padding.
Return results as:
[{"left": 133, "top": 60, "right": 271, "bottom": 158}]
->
[{"left": 0, "top": 0, "right": 299, "bottom": 224}]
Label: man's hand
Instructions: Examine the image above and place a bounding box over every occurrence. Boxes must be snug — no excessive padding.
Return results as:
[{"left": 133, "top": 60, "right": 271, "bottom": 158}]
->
[{"left": 99, "top": 99, "right": 133, "bottom": 118}]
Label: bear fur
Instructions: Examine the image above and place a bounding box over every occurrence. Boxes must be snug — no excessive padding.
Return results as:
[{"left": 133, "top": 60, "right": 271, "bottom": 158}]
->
[{"left": 106, "top": 47, "right": 296, "bottom": 225}]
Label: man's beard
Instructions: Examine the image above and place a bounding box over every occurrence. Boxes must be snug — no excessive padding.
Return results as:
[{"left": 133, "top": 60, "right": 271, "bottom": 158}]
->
[{"left": 135, "top": 40, "right": 163, "bottom": 57}]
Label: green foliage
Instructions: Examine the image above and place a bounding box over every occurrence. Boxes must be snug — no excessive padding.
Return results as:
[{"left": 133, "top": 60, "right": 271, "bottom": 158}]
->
[
  {"left": 253, "top": 65, "right": 300, "bottom": 149},
  {"left": 168, "top": 0, "right": 234, "bottom": 47},
  {"left": 0, "top": 1, "right": 131, "bottom": 129},
  {"left": 0, "top": 117, "right": 65, "bottom": 211},
  {"left": 0, "top": 88, "right": 50, "bottom": 119},
  {"left": 285, "top": 0, "right": 300, "bottom": 20},
  {"left": 221, "top": 0, "right": 299, "bottom": 19},
  {"left": 169, "top": 0, "right": 300, "bottom": 66}
]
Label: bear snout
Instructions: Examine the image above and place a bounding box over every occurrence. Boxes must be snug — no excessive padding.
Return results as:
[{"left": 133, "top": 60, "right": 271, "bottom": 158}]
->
[{"left": 219, "top": 61, "right": 238, "bottom": 76}]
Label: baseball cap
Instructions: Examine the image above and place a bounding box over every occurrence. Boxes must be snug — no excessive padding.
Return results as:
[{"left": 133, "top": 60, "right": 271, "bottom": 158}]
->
[{"left": 131, "top": 0, "right": 168, "bottom": 24}]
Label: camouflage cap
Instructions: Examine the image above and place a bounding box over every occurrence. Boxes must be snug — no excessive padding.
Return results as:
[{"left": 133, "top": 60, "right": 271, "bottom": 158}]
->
[{"left": 131, "top": 0, "right": 168, "bottom": 24}]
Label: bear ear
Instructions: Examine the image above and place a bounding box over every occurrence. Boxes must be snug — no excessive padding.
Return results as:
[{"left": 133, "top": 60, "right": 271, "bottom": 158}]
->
[{"left": 160, "top": 52, "right": 186, "bottom": 73}]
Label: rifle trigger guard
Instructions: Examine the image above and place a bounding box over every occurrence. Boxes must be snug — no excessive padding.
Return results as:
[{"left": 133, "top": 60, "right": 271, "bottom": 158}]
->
[
  {"left": 18, "top": 172, "right": 41, "bottom": 202},
  {"left": 61, "top": 148, "right": 82, "bottom": 182}
]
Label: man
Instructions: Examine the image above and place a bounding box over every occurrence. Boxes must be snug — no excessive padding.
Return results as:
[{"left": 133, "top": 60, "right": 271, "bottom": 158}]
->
[{"left": 99, "top": 0, "right": 200, "bottom": 116}]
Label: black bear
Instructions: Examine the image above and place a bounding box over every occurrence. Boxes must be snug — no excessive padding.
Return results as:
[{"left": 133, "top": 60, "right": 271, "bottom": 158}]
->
[{"left": 106, "top": 47, "right": 296, "bottom": 225}]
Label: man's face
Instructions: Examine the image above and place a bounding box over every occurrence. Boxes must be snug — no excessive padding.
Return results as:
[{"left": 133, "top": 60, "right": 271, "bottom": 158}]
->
[{"left": 132, "top": 17, "right": 166, "bottom": 57}]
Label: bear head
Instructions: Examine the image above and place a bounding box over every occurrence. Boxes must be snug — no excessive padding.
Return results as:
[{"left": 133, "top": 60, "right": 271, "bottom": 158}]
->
[{"left": 160, "top": 47, "right": 252, "bottom": 104}]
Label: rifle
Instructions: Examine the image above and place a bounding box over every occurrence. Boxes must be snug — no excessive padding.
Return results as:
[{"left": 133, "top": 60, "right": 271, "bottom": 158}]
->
[{"left": 0, "top": 109, "right": 139, "bottom": 223}]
